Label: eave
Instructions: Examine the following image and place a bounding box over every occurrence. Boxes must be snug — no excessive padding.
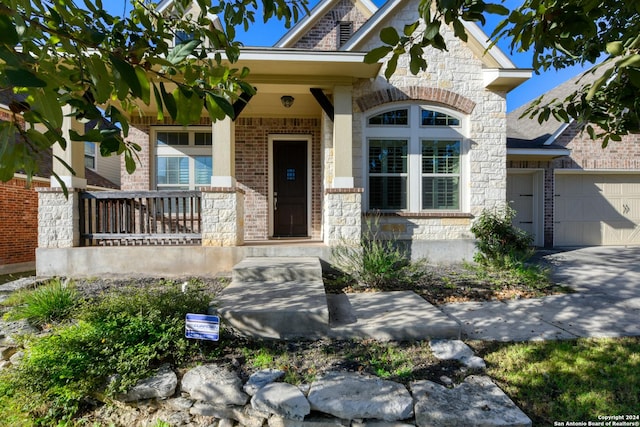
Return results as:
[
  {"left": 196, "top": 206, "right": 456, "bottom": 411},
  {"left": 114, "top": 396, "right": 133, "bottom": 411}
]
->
[
  {"left": 483, "top": 69, "right": 533, "bottom": 92},
  {"left": 507, "top": 148, "right": 571, "bottom": 161}
]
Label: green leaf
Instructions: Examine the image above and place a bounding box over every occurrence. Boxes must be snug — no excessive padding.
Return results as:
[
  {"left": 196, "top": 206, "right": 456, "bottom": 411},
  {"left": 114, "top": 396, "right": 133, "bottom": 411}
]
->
[
  {"left": 160, "top": 83, "right": 177, "bottom": 121},
  {"left": 174, "top": 88, "right": 203, "bottom": 125},
  {"left": 5, "top": 69, "right": 46, "bottom": 88},
  {"left": 134, "top": 66, "right": 150, "bottom": 105},
  {"left": 110, "top": 54, "right": 142, "bottom": 99},
  {"left": 32, "top": 89, "right": 63, "bottom": 130},
  {"left": 404, "top": 22, "right": 419, "bottom": 37},
  {"left": 124, "top": 149, "right": 136, "bottom": 174},
  {"left": 205, "top": 93, "right": 234, "bottom": 120},
  {"left": 380, "top": 27, "right": 400, "bottom": 46},
  {"left": 606, "top": 41, "right": 624, "bottom": 56},
  {"left": 384, "top": 53, "right": 399, "bottom": 80},
  {"left": 409, "top": 45, "right": 426, "bottom": 75},
  {"left": 152, "top": 83, "right": 164, "bottom": 121},
  {"left": 364, "top": 46, "right": 392, "bottom": 63},
  {"left": 627, "top": 68, "right": 640, "bottom": 88},
  {"left": 452, "top": 19, "right": 467, "bottom": 42},
  {"left": 87, "top": 56, "right": 112, "bottom": 103},
  {"left": 586, "top": 67, "right": 613, "bottom": 101},
  {"left": 166, "top": 39, "right": 201, "bottom": 65},
  {"left": 424, "top": 21, "right": 440, "bottom": 40},
  {"left": 617, "top": 54, "right": 640, "bottom": 69},
  {"left": 0, "top": 14, "right": 19, "bottom": 44},
  {"left": 484, "top": 3, "right": 509, "bottom": 16}
]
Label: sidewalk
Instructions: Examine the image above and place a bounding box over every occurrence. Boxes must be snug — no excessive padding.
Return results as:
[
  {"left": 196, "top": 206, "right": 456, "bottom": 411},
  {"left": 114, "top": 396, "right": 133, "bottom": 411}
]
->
[{"left": 440, "top": 247, "right": 640, "bottom": 341}]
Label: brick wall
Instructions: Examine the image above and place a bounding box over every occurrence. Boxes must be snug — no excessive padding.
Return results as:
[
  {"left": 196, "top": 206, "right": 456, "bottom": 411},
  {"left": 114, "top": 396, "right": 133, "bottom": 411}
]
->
[
  {"left": 293, "top": 0, "right": 369, "bottom": 50},
  {"left": 235, "top": 117, "right": 322, "bottom": 240},
  {"left": 0, "top": 177, "right": 50, "bottom": 267}
]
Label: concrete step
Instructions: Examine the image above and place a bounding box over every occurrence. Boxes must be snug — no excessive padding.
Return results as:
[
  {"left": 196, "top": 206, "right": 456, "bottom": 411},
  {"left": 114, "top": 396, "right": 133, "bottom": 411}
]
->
[
  {"left": 214, "top": 257, "right": 461, "bottom": 341},
  {"left": 231, "top": 257, "right": 323, "bottom": 283},
  {"left": 215, "top": 257, "right": 330, "bottom": 340}
]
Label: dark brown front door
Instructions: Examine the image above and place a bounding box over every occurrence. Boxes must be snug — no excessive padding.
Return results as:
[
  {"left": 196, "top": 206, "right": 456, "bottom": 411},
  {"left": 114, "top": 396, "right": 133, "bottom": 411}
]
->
[{"left": 273, "top": 141, "right": 307, "bottom": 237}]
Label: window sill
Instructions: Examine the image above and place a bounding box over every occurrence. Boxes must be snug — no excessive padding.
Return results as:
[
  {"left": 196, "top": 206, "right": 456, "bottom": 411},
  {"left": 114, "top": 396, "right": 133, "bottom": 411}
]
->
[{"left": 364, "top": 211, "right": 473, "bottom": 219}]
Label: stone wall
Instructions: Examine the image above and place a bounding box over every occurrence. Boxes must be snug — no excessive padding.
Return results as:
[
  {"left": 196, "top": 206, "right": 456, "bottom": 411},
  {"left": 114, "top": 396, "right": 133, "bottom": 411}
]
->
[
  {"left": 201, "top": 188, "right": 245, "bottom": 247},
  {"left": 37, "top": 188, "right": 79, "bottom": 249},
  {"left": 324, "top": 189, "right": 363, "bottom": 246},
  {"left": 351, "top": 0, "right": 508, "bottom": 247}
]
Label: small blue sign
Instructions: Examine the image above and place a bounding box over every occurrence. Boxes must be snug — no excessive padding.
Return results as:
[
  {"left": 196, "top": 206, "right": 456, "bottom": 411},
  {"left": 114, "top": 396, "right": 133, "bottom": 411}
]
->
[{"left": 185, "top": 313, "right": 220, "bottom": 341}]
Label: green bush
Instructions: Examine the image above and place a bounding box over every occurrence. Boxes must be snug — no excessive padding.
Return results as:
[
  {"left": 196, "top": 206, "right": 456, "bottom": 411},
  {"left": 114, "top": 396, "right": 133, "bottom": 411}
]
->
[
  {"left": 1, "top": 280, "right": 214, "bottom": 425},
  {"left": 4, "top": 278, "right": 79, "bottom": 326},
  {"left": 470, "top": 206, "right": 534, "bottom": 268},
  {"left": 331, "top": 215, "right": 424, "bottom": 289}
]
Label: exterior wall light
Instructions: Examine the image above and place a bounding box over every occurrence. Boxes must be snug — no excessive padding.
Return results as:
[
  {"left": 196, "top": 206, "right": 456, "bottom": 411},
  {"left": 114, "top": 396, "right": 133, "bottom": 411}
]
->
[{"left": 281, "top": 95, "right": 295, "bottom": 108}]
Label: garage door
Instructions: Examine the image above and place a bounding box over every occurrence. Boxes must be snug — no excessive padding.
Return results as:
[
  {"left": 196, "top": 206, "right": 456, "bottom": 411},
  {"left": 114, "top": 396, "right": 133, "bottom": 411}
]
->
[{"left": 555, "top": 174, "right": 640, "bottom": 246}]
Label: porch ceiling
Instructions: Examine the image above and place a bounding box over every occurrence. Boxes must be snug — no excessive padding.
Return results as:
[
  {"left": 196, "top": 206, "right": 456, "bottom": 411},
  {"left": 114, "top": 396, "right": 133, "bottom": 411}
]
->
[{"left": 128, "top": 49, "right": 382, "bottom": 118}]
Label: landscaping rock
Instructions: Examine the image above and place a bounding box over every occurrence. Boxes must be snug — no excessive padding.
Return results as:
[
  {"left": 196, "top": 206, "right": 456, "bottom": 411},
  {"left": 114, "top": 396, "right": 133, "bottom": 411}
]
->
[
  {"left": 9, "top": 350, "right": 23, "bottom": 365},
  {"left": 252, "top": 382, "right": 311, "bottom": 421},
  {"left": 0, "top": 319, "right": 38, "bottom": 338},
  {"left": 244, "top": 368, "right": 286, "bottom": 395},
  {"left": 165, "top": 397, "right": 194, "bottom": 411},
  {"left": 181, "top": 364, "right": 249, "bottom": 405},
  {"left": 307, "top": 371, "right": 413, "bottom": 421},
  {"left": 118, "top": 364, "right": 178, "bottom": 402},
  {"left": 411, "top": 375, "right": 532, "bottom": 427},
  {"left": 429, "top": 340, "right": 486, "bottom": 369}
]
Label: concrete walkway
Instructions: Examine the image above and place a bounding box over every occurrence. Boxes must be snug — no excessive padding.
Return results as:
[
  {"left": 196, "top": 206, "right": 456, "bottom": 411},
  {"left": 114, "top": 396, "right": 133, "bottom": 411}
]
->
[{"left": 441, "top": 247, "right": 640, "bottom": 341}]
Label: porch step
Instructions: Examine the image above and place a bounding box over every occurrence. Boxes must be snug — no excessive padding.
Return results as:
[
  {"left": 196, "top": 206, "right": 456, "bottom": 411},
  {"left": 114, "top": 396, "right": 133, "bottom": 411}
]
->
[
  {"left": 213, "top": 256, "right": 461, "bottom": 341},
  {"left": 215, "top": 257, "right": 330, "bottom": 340}
]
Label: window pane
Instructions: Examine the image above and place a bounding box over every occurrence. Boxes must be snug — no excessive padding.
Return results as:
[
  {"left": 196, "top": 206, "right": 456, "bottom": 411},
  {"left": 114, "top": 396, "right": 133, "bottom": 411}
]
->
[
  {"left": 369, "top": 176, "right": 407, "bottom": 210},
  {"left": 157, "top": 132, "right": 188, "bottom": 146},
  {"left": 195, "top": 132, "right": 212, "bottom": 146},
  {"left": 368, "top": 109, "right": 408, "bottom": 125},
  {"left": 157, "top": 157, "right": 189, "bottom": 185},
  {"left": 422, "top": 140, "right": 460, "bottom": 174},
  {"left": 84, "top": 143, "right": 96, "bottom": 169},
  {"left": 195, "top": 156, "right": 212, "bottom": 185},
  {"left": 421, "top": 109, "right": 460, "bottom": 126},
  {"left": 369, "top": 140, "right": 407, "bottom": 174},
  {"left": 422, "top": 177, "right": 460, "bottom": 209}
]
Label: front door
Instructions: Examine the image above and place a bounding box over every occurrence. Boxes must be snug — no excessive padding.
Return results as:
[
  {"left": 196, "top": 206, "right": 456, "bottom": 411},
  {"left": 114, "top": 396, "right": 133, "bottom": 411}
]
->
[{"left": 273, "top": 141, "right": 308, "bottom": 237}]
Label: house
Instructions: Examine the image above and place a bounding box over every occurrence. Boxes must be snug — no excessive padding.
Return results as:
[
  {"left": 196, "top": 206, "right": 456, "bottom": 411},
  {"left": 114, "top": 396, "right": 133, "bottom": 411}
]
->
[
  {"left": 35, "top": 0, "right": 533, "bottom": 278},
  {"left": 0, "top": 91, "right": 120, "bottom": 274},
  {"left": 507, "top": 71, "right": 640, "bottom": 247}
]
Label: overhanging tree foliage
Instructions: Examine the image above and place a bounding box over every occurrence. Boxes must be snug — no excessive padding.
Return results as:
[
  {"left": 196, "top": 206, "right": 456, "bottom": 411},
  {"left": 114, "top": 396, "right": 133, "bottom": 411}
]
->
[
  {"left": 0, "top": 0, "right": 308, "bottom": 183},
  {"left": 365, "top": 0, "right": 640, "bottom": 147}
]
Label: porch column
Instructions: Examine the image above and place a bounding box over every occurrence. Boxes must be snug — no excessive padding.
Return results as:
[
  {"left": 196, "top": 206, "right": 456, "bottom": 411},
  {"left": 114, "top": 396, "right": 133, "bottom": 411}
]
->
[
  {"left": 333, "top": 85, "right": 353, "bottom": 188},
  {"left": 201, "top": 187, "right": 245, "bottom": 246},
  {"left": 37, "top": 187, "right": 80, "bottom": 248},
  {"left": 51, "top": 107, "right": 87, "bottom": 189},
  {"left": 211, "top": 117, "right": 236, "bottom": 187}
]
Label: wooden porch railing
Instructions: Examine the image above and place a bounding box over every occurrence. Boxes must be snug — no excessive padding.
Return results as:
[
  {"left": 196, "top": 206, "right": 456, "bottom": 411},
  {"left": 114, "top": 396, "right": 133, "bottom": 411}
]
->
[{"left": 79, "top": 190, "right": 202, "bottom": 246}]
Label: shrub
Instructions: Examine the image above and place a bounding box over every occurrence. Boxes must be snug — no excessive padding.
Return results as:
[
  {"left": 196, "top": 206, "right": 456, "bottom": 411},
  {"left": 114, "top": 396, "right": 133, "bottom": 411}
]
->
[
  {"left": 2, "top": 280, "right": 215, "bottom": 425},
  {"left": 331, "top": 215, "right": 424, "bottom": 289},
  {"left": 4, "top": 278, "right": 79, "bottom": 326},
  {"left": 470, "top": 206, "right": 534, "bottom": 268}
]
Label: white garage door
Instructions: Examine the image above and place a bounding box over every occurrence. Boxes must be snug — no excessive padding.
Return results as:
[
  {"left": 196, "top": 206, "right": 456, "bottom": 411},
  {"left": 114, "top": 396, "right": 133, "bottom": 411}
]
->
[{"left": 555, "top": 174, "right": 640, "bottom": 246}]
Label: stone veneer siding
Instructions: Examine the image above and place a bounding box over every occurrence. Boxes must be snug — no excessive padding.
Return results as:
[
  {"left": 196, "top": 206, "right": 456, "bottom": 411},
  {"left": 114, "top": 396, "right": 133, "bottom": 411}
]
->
[
  {"left": 508, "top": 123, "right": 640, "bottom": 246},
  {"left": 351, "top": 0, "right": 507, "bottom": 242},
  {"left": 201, "top": 188, "right": 245, "bottom": 246},
  {"left": 293, "top": 0, "right": 369, "bottom": 50},
  {"left": 324, "top": 188, "right": 363, "bottom": 245},
  {"left": 0, "top": 177, "right": 49, "bottom": 267},
  {"left": 37, "top": 188, "right": 79, "bottom": 248}
]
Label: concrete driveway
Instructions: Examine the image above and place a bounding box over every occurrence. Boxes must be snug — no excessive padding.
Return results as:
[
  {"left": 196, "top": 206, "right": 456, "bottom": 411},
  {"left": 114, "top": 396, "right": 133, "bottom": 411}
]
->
[{"left": 440, "top": 247, "right": 640, "bottom": 341}]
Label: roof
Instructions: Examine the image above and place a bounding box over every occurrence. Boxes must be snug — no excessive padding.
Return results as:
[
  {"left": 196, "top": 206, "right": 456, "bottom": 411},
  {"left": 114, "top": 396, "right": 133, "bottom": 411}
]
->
[{"left": 507, "top": 67, "right": 605, "bottom": 147}]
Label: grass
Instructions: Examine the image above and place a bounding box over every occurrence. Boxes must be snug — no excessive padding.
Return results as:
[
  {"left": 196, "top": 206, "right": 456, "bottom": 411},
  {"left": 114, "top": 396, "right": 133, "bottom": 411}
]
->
[
  {"left": 3, "top": 278, "right": 79, "bottom": 326},
  {"left": 475, "top": 338, "right": 640, "bottom": 425}
]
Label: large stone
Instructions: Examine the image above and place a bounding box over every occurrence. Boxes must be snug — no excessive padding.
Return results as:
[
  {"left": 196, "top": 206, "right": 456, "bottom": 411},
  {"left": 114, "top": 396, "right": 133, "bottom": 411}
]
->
[
  {"left": 429, "top": 340, "right": 486, "bottom": 369},
  {"left": 181, "top": 364, "right": 249, "bottom": 405},
  {"left": 118, "top": 364, "right": 177, "bottom": 402},
  {"left": 411, "top": 376, "right": 532, "bottom": 427},
  {"left": 244, "top": 369, "right": 286, "bottom": 396},
  {"left": 252, "top": 382, "right": 311, "bottom": 421},
  {"left": 307, "top": 372, "right": 413, "bottom": 421}
]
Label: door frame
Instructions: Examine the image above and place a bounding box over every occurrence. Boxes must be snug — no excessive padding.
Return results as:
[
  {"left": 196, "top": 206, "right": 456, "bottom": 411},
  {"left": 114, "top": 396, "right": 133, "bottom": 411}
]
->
[
  {"left": 507, "top": 169, "right": 544, "bottom": 247},
  {"left": 268, "top": 134, "right": 313, "bottom": 238}
]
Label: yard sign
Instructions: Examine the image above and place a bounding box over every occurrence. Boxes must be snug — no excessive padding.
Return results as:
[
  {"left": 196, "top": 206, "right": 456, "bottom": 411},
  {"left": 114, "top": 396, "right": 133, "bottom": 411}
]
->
[{"left": 185, "top": 313, "right": 220, "bottom": 341}]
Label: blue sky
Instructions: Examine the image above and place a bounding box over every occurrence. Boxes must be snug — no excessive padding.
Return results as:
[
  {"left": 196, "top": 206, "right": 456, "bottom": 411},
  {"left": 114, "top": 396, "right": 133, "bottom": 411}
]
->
[{"left": 105, "top": 0, "right": 590, "bottom": 112}]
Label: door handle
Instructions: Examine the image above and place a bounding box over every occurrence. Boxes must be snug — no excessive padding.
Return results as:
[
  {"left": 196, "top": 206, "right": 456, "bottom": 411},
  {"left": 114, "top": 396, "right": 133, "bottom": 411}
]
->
[{"left": 274, "top": 192, "right": 278, "bottom": 211}]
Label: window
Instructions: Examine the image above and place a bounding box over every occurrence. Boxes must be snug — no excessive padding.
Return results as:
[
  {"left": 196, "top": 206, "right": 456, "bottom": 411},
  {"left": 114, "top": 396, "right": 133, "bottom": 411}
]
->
[
  {"left": 365, "top": 105, "right": 465, "bottom": 212},
  {"left": 84, "top": 142, "right": 96, "bottom": 170},
  {"left": 154, "top": 128, "right": 212, "bottom": 190}
]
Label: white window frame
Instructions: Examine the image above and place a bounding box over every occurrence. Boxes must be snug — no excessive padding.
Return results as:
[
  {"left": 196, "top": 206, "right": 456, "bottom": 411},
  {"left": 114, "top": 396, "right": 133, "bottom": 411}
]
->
[
  {"left": 152, "top": 126, "right": 213, "bottom": 190},
  {"left": 363, "top": 104, "right": 469, "bottom": 213},
  {"left": 84, "top": 142, "right": 96, "bottom": 170}
]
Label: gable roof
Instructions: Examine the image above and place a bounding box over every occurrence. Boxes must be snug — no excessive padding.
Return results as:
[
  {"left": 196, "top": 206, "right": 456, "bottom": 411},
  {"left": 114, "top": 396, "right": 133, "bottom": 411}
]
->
[
  {"left": 507, "top": 67, "right": 605, "bottom": 148},
  {"left": 275, "top": 0, "right": 378, "bottom": 48}
]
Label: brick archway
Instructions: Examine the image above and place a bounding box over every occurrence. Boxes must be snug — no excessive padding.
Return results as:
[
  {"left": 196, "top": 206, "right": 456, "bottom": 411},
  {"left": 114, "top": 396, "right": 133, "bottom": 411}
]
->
[{"left": 355, "top": 86, "right": 476, "bottom": 114}]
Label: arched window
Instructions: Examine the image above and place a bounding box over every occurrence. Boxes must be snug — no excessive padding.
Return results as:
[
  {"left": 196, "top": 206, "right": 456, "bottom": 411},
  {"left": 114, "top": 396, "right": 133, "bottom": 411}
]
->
[{"left": 365, "top": 105, "right": 466, "bottom": 212}]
